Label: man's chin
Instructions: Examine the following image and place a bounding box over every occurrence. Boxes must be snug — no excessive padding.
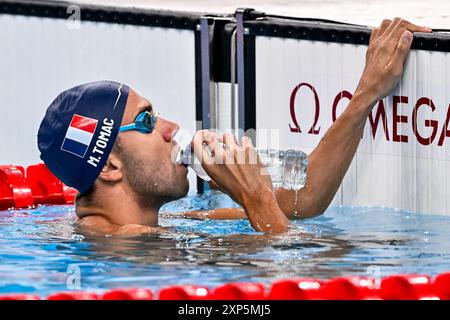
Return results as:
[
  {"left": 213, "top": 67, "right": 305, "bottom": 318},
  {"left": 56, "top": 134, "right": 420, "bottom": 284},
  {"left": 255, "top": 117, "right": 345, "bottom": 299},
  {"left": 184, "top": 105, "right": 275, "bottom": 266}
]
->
[{"left": 168, "top": 178, "right": 189, "bottom": 201}]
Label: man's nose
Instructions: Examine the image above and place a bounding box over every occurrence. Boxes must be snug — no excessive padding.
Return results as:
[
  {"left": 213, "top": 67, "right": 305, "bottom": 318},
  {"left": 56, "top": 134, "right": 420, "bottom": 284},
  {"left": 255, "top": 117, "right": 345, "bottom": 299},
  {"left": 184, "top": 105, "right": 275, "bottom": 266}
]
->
[{"left": 156, "top": 117, "right": 180, "bottom": 142}]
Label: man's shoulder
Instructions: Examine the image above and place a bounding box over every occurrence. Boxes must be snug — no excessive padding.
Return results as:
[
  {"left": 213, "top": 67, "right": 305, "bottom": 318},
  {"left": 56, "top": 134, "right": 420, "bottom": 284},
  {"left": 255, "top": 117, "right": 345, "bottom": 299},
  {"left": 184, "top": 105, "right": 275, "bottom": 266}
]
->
[
  {"left": 77, "top": 215, "right": 118, "bottom": 234},
  {"left": 77, "top": 216, "right": 164, "bottom": 236}
]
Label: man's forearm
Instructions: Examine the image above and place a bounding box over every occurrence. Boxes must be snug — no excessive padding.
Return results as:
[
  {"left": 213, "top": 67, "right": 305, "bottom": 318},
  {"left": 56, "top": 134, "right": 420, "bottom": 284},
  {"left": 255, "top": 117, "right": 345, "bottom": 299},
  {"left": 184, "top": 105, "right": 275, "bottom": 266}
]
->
[
  {"left": 304, "top": 90, "right": 376, "bottom": 213},
  {"left": 275, "top": 19, "right": 432, "bottom": 220},
  {"left": 277, "top": 90, "right": 377, "bottom": 219}
]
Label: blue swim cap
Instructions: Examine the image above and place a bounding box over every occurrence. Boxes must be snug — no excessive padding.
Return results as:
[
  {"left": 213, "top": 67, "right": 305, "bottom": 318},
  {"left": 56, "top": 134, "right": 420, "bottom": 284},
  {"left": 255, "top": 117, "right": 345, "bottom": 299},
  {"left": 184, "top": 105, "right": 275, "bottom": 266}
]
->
[{"left": 38, "top": 81, "right": 130, "bottom": 194}]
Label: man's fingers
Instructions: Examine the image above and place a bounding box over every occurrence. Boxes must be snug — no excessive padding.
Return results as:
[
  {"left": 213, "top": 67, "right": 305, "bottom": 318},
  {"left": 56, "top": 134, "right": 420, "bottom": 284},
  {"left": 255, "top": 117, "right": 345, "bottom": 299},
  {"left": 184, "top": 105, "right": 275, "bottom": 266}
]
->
[
  {"left": 380, "top": 19, "right": 392, "bottom": 32},
  {"left": 391, "top": 30, "right": 414, "bottom": 75},
  {"left": 381, "top": 17, "right": 405, "bottom": 40},
  {"left": 193, "top": 130, "right": 222, "bottom": 162},
  {"left": 395, "top": 30, "right": 414, "bottom": 61},
  {"left": 241, "top": 136, "right": 253, "bottom": 149},
  {"left": 376, "top": 19, "right": 392, "bottom": 39},
  {"left": 205, "top": 134, "right": 224, "bottom": 159},
  {"left": 390, "top": 21, "right": 431, "bottom": 45},
  {"left": 223, "top": 132, "right": 238, "bottom": 148},
  {"left": 369, "top": 27, "right": 380, "bottom": 43},
  {"left": 396, "top": 18, "right": 432, "bottom": 33},
  {"left": 240, "top": 136, "right": 258, "bottom": 165},
  {"left": 192, "top": 132, "right": 214, "bottom": 165},
  {"left": 381, "top": 18, "right": 432, "bottom": 43}
]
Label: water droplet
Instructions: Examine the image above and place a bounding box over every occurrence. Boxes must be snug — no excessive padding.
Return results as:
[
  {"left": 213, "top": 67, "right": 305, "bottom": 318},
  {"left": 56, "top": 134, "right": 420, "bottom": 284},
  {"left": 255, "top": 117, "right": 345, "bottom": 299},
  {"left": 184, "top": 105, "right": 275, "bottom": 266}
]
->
[{"left": 293, "top": 189, "right": 299, "bottom": 216}]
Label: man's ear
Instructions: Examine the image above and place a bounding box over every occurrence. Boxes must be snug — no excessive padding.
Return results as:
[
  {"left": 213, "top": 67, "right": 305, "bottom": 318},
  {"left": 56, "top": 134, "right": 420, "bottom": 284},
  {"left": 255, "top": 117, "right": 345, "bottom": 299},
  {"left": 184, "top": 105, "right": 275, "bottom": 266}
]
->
[{"left": 98, "top": 152, "right": 123, "bottom": 183}]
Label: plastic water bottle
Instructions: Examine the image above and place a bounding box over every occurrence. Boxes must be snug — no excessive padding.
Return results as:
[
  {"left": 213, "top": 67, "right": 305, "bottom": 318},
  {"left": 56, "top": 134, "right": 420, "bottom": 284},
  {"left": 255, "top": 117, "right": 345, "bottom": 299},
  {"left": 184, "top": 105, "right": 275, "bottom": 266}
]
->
[
  {"left": 175, "top": 144, "right": 308, "bottom": 191},
  {"left": 257, "top": 149, "right": 308, "bottom": 190}
]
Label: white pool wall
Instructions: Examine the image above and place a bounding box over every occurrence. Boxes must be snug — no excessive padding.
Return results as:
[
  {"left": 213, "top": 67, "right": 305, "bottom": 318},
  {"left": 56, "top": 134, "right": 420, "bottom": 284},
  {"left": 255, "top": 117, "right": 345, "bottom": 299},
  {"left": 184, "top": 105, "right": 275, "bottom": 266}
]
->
[{"left": 0, "top": 13, "right": 199, "bottom": 192}]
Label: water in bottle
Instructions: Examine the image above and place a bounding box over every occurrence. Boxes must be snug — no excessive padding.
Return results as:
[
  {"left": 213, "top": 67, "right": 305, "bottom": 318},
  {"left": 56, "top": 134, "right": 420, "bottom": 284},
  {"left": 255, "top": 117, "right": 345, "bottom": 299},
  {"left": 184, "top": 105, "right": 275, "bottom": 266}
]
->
[
  {"left": 175, "top": 144, "right": 308, "bottom": 191},
  {"left": 257, "top": 149, "right": 308, "bottom": 190}
]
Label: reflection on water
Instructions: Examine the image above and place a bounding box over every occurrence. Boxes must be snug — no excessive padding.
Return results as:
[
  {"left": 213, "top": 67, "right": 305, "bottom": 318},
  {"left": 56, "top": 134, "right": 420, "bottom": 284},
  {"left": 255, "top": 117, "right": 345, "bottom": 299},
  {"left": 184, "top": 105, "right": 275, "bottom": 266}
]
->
[{"left": 0, "top": 190, "right": 449, "bottom": 296}]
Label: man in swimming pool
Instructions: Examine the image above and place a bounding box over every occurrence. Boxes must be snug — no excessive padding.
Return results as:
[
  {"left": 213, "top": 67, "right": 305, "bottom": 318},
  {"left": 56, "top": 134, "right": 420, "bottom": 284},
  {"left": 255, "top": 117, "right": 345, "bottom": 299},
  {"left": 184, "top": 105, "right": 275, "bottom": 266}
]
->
[{"left": 38, "top": 18, "right": 431, "bottom": 235}]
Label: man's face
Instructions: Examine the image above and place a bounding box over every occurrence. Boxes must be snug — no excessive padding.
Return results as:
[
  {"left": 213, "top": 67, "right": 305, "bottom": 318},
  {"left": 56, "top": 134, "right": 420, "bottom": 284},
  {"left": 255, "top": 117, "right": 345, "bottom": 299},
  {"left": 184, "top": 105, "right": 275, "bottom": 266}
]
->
[{"left": 115, "top": 89, "right": 189, "bottom": 207}]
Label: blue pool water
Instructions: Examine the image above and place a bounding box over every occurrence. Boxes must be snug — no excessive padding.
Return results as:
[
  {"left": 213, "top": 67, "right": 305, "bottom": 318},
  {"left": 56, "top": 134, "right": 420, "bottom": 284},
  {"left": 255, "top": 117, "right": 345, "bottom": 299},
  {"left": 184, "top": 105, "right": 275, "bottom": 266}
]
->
[{"left": 0, "top": 190, "right": 449, "bottom": 296}]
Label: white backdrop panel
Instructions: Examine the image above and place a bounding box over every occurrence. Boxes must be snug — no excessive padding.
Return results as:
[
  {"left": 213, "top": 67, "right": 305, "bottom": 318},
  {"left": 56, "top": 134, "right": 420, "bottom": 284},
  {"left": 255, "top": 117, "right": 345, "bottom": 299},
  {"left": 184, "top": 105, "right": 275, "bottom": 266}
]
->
[
  {"left": 255, "top": 36, "right": 450, "bottom": 215},
  {"left": 0, "top": 14, "right": 198, "bottom": 193}
]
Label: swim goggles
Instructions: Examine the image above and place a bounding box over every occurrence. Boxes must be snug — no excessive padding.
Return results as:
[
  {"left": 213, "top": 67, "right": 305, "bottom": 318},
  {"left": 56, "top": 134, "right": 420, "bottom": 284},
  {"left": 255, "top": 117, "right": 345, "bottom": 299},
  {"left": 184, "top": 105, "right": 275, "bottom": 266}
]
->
[{"left": 118, "top": 111, "right": 159, "bottom": 134}]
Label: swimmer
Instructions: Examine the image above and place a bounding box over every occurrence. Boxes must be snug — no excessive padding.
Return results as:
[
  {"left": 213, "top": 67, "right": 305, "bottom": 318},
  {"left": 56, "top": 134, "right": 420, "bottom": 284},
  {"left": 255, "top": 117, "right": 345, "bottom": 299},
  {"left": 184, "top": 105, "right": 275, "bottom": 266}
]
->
[{"left": 37, "top": 18, "right": 431, "bottom": 236}]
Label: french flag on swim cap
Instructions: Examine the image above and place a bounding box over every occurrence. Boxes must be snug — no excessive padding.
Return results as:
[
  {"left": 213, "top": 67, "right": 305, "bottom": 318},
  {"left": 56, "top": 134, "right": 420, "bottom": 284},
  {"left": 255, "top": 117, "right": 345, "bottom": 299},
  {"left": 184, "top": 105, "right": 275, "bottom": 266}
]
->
[
  {"left": 38, "top": 81, "right": 130, "bottom": 194},
  {"left": 61, "top": 114, "right": 98, "bottom": 158}
]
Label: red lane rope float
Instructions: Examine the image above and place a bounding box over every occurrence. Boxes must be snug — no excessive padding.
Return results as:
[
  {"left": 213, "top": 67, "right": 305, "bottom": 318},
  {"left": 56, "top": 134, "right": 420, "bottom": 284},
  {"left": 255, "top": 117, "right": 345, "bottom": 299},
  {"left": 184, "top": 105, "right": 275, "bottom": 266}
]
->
[
  {"left": 268, "top": 278, "right": 324, "bottom": 300},
  {"left": 47, "top": 291, "right": 100, "bottom": 300},
  {"left": 434, "top": 272, "right": 450, "bottom": 300},
  {"left": 0, "top": 165, "right": 34, "bottom": 210},
  {"left": 0, "top": 163, "right": 77, "bottom": 210},
  {"left": 212, "top": 283, "right": 266, "bottom": 300},
  {"left": 380, "top": 274, "right": 438, "bottom": 300},
  {"left": 102, "top": 288, "right": 153, "bottom": 300},
  {"left": 159, "top": 285, "right": 210, "bottom": 300},
  {"left": 320, "top": 276, "right": 380, "bottom": 300},
  {"left": 1, "top": 271, "right": 450, "bottom": 300},
  {"left": 0, "top": 294, "right": 40, "bottom": 300},
  {"left": 26, "top": 163, "right": 77, "bottom": 205}
]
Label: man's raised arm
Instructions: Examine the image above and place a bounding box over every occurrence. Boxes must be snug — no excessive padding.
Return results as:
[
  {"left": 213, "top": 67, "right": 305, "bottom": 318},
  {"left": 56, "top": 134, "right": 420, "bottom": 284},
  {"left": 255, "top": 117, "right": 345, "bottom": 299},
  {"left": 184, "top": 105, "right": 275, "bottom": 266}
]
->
[
  {"left": 277, "top": 18, "right": 432, "bottom": 219},
  {"left": 190, "top": 19, "right": 431, "bottom": 233}
]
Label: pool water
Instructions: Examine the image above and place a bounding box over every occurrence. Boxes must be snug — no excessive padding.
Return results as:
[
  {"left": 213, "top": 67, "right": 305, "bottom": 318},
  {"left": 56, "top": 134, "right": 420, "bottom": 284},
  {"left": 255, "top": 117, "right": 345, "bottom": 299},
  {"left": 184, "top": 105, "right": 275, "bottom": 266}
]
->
[{"left": 0, "top": 190, "right": 449, "bottom": 296}]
